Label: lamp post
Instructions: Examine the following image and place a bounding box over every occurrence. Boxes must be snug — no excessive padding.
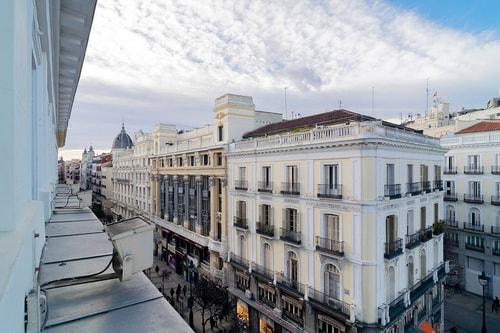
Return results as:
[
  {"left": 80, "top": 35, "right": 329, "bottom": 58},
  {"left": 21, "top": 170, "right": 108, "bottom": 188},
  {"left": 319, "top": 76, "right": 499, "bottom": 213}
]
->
[{"left": 478, "top": 271, "right": 488, "bottom": 333}]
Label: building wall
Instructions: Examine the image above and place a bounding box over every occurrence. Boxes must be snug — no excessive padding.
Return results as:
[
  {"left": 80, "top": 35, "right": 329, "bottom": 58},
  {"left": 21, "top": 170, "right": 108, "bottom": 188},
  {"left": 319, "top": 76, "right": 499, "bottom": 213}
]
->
[{"left": 226, "top": 120, "right": 447, "bottom": 332}]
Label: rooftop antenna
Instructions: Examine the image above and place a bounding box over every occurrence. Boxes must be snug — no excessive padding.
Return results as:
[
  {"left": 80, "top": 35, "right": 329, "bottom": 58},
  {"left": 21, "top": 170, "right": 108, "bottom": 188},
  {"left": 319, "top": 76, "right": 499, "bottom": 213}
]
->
[
  {"left": 284, "top": 85, "right": 292, "bottom": 120},
  {"left": 339, "top": 100, "right": 342, "bottom": 109}
]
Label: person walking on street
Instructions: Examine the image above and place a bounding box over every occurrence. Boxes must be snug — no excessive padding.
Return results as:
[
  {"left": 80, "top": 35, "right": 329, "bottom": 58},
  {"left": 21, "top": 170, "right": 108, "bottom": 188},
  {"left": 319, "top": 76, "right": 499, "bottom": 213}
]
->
[
  {"left": 492, "top": 296, "right": 500, "bottom": 313},
  {"left": 176, "top": 284, "right": 182, "bottom": 302},
  {"left": 170, "top": 287, "right": 175, "bottom": 301}
]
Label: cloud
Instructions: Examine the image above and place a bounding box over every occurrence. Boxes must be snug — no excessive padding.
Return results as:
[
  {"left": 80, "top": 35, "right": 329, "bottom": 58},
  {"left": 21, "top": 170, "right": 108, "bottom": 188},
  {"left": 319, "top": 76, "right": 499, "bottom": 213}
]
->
[{"left": 61, "top": 0, "right": 500, "bottom": 156}]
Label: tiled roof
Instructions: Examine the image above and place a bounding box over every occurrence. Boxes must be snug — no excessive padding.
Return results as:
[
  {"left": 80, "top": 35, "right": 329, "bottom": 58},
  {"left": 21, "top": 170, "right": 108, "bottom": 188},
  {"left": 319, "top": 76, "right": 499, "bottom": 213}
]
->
[
  {"left": 242, "top": 109, "right": 419, "bottom": 138},
  {"left": 455, "top": 121, "right": 500, "bottom": 134}
]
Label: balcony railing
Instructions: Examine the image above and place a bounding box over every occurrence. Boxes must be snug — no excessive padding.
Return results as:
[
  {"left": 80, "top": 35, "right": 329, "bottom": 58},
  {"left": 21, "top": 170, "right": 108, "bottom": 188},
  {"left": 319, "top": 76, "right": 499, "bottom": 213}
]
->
[
  {"left": 280, "top": 228, "right": 301, "bottom": 245},
  {"left": 315, "top": 236, "right": 344, "bottom": 256},
  {"left": 233, "top": 217, "right": 248, "bottom": 229},
  {"left": 234, "top": 180, "right": 248, "bottom": 190},
  {"left": 491, "top": 226, "right": 500, "bottom": 235},
  {"left": 280, "top": 182, "right": 300, "bottom": 195},
  {"left": 444, "top": 192, "right": 458, "bottom": 201},
  {"left": 464, "top": 165, "right": 484, "bottom": 174},
  {"left": 256, "top": 222, "right": 275, "bottom": 237},
  {"left": 406, "top": 182, "right": 421, "bottom": 196},
  {"left": 251, "top": 262, "right": 274, "bottom": 281},
  {"left": 308, "top": 287, "right": 351, "bottom": 317},
  {"left": 276, "top": 276, "right": 306, "bottom": 295},
  {"left": 433, "top": 179, "right": 443, "bottom": 191},
  {"left": 465, "top": 242, "right": 484, "bottom": 252},
  {"left": 406, "top": 231, "right": 421, "bottom": 249},
  {"left": 282, "top": 307, "right": 303, "bottom": 326},
  {"left": 491, "top": 195, "right": 500, "bottom": 205},
  {"left": 443, "top": 167, "right": 457, "bottom": 174},
  {"left": 421, "top": 181, "right": 431, "bottom": 193},
  {"left": 317, "top": 184, "right": 343, "bottom": 199},
  {"left": 464, "top": 194, "right": 484, "bottom": 204},
  {"left": 420, "top": 226, "right": 433, "bottom": 242},
  {"left": 384, "top": 238, "right": 403, "bottom": 259},
  {"left": 257, "top": 181, "right": 273, "bottom": 193},
  {"left": 384, "top": 184, "right": 401, "bottom": 199},
  {"left": 230, "top": 253, "right": 249, "bottom": 269},
  {"left": 463, "top": 222, "right": 484, "bottom": 232},
  {"left": 492, "top": 165, "right": 500, "bottom": 175}
]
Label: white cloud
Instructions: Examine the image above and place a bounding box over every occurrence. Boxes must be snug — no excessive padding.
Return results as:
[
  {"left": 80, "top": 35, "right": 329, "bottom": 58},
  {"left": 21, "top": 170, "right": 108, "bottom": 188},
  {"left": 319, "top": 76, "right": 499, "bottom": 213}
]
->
[{"left": 62, "top": 0, "right": 500, "bottom": 155}]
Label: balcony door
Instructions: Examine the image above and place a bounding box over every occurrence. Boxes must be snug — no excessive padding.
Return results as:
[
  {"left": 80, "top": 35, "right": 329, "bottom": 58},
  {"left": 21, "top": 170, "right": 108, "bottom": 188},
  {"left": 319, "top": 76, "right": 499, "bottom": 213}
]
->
[
  {"left": 325, "top": 214, "right": 340, "bottom": 242},
  {"left": 324, "top": 164, "right": 339, "bottom": 193},
  {"left": 288, "top": 251, "right": 298, "bottom": 284},
  {"left": 324, "top": 264, "right": 340, "bottom": 299}
]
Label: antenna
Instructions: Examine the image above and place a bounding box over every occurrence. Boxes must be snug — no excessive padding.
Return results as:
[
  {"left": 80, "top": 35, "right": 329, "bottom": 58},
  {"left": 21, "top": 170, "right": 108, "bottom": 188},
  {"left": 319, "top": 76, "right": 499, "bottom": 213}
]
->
[{"left": 339, "top": 100, "right": 342, "bottom": 109}]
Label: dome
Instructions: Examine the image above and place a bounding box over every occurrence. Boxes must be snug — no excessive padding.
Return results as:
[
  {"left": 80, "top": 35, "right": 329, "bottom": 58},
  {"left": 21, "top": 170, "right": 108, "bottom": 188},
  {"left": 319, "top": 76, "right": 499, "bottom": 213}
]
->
[{"left": 112, "top": 123, "right": 134, "bottom": 150}]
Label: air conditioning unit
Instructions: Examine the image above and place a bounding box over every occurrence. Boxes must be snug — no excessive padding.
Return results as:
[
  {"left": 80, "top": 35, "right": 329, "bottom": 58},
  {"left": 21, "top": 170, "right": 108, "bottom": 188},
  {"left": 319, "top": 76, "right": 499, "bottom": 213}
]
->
[{"left": 245, "top": 289, "right": 253, "bottom": 300}]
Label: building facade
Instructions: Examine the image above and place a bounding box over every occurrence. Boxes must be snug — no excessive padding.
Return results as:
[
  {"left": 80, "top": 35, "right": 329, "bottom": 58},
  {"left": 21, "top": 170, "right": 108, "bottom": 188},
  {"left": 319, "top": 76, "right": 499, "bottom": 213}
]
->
[
  {"left": 225, "top": 110, "right": 448, "bottom": 333},
  {"left": 149, "top": 94, "right": 282, "bottom": 283},
  {"left": 441, "top": 121, "right": 500, "bottom": 298}
]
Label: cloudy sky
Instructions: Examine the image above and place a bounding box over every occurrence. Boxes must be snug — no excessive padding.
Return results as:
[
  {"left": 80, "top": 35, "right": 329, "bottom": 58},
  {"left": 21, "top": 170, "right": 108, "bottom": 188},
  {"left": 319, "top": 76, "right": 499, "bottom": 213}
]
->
[{"left": 60, "top": 0, "right": 500, "bottom": 160}]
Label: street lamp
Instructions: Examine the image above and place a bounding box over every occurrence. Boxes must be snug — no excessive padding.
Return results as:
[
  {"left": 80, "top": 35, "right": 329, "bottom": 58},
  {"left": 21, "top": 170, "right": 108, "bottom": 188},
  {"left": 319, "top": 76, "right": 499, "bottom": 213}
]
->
[{"left": 478, "top": 271, "right": 489, "bottom": 333}]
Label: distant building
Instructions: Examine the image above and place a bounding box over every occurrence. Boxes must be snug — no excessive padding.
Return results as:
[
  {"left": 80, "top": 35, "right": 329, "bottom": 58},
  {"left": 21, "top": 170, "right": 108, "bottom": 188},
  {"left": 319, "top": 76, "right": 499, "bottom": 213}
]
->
[
  {"left": 80, "top": 146, "right": 95, "bottom": 190},
  {"left": 226, "top": 110, "right": 448, "bottom": 333},
  {"left": 148, "top": 94, "right": 282, "bottom": 282},
  {"left": 441, "top": 120, "right": 500, "bottom": 298}
]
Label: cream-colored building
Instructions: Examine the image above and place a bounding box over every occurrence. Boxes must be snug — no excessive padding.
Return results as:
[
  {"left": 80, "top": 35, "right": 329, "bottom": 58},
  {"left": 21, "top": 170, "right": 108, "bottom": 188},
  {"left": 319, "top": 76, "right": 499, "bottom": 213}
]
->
[
  {"left": 226, "top": 110, "right": 448, "bottom": 333},
  {"left": 149, "top": 94, "right": 282, "bottom": 281},
  {"left": 112, "top": 126, "right": 153, "bottom": 220},
  {"left": 441, "top": 121, "right": 500, "bottom": 298}
]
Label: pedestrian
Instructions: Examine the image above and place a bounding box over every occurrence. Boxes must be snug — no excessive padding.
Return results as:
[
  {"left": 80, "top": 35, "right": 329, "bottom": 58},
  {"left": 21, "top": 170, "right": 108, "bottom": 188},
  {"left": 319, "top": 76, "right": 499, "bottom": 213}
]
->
[
  {"left": 209, "top": 316, "right": 215, "bottom": 330},
  {"left": 493, "top": 296, "right": 500, "bottom": 313},
  {"left": 182, "top": 284, "right": 187, "bottom": 297},
  {"left": 176, "top": 284, "right": 182, "bottom": 301},
  {"left": 170, "top": 287, "right": 175, "bottom": 301},
  {"left": 155, "top": 265, "right": 159, "bottom": 275}
]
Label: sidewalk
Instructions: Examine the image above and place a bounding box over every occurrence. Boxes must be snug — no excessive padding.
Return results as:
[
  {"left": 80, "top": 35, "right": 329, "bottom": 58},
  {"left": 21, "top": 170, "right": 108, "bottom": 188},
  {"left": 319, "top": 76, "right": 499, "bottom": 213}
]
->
[
  {"left": 444, "top": 289, "right": 500, "bottom": 333},
  {"left": 145, "top": 255, "right": 233, "bottom": 333}
]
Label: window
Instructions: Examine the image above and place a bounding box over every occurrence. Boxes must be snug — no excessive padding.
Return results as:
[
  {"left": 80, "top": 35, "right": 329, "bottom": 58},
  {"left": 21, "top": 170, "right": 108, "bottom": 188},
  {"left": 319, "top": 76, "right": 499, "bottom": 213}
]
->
[
  {"left": 445, "top": 180, "right": 455, "bottom": 195},
  {"left": 324, "top": 164, "right": 339, "bottom": 188},
  {"left": 202, "top": 154, "right": 209, "bottom": 166},
  {"left": 470, "top": 208, "right": 480, "bottom": 226},
  {"left": 407, "top": 164, "right": 413, "bottom": 183},
  {"left": 178, "top": 157, "right": 183, "bottom": 167},
  {"left": 288, "top": 251, "right": 298, "bottom": 283},
  {"left": 239, "top": 167, "right": 246, "bottom": 181},
  {"left": 284, "top": 208, "right": 299, "bottom": 231},
  {"left": 262, "top": 166, "right": 271, "bottom": 186},
  {"left": 324, "top": 264, "right": 341, "bottom": 299},
  {"left": 468, "top": 154, "right": 480, "bottom": 169},
  {"left": 218, "top": 126, "right": 223, "bottom": 141},
  {"left": 446, "top": 156, "right": 455, "bottom": 170},
  {"left": 189, "top": 156, "right": 195, "bottom": 166},
  {"left": 466, "top": 236, "right": 484, "bottom": 248},
  {"left": 318, "top": 315, "right": 346, "bottom": 333},
  {"left": 434, "top": 165, "right": 441, "bottom": 181},
  {"left": 420, "top": 207, "right": 426, "bottom": 229},
  {"left": 263, "top": 243, "right": 272, "bottom": 271},
  {"left": 260, "top": 204, "right": 272, "bottom": 225},
  {"left": 258, "top": 283, "right": 276, "bottom": 307},
  {"left": 407, "top": 210, "right": 415, "bottom": 234},
  {"left": 236, "top": 270, "right": 249, "bottom": 291},
  {"left": 420, "top": 164, "right": 428, "bottom": 182},
  {"left": 468, "top": 181, "right": 481, "bottom": 196},
  {"left": 236, "top": 201, "right": 247, "bottom": 220},
  {"left": 325, "top": 214, "right": 340, "bottom": 241},
  {"left": 286, "top": 165, "right": 298, "bottom": 184},
  {"left": 386, "top": 164, "right": 395, "bottom": 185}
]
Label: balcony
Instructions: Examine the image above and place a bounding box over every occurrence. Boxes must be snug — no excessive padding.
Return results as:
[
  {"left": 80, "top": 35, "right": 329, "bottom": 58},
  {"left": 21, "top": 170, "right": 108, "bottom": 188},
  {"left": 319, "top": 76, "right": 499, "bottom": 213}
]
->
[
  {"left": 308, "top": 287, "right": 351, "bottom": 318},
  {"left": 419, "top": 226, "right": 433, "bottom": 242},
  {"left": 463, "top": 222, "right": 484, "bottom": 232},
  {"left": 315, "top": 236, "right": 344, "bottom": 256},
  {"left": 491, "top": 195, "right": 500, "bottom": 206},
  {"left": 384, "top": 184, "right": 401, "bottom": 199},
  {"left": 384, "top": 238, "right": 403, "bottom": 259},
  {"left": 492, "top": 226, "right": 500, "bottom": 235},
  {"left": 492, "top": 165, "right": 500, "bottom": 175},
  {"left": 465, "top": 242, "right": 484, "bottom": 252},
  {"left": 406, "top": 182, "right": 421, "bottom": 196},
  {"left": 493, "top": 248, "right": 500, "bottom": 256},
  {"left": 464, "top": 165, "right": 484, "bottom": 175},
  {"left": 444, "top": 192, "right": 458, "bottom": 201},
  {"left": 257, "top": 181, "right": 273, "bottom": 193},
  {"left": 421, "top": 181, "right": 431, "bottom": 193},
  {"left": 433, "top": 180, "right": 443, "bottom": 191},
  {"left": 230, "top": 253, "right": 250, "bottom": 270},
  {"left": 444, "top": 167, "right": 458, "bottom": 174},
  {"left": 256, "top": 222, "right": 274, "bottom": 237},
  {"left": 234, "top": 180, "right": 248, "bottom": 190},
  {"left": 276, "top": 275, "right": 306, "bottom": 296},
  {"left": 463, "top": 193, "right": 484, "bottom": 204},
  {"left": 317, "top": 184, "right": 343, "bottom": 199},
  {"left": 405, "top": 231, "right": 421, "bottom": 249},
  {"left": 280, "top": 228, "right": 301, "bottom": 245},
  {"left": 280, "top": 182, "right": 300, "bottom": 195},
  {"left": 233, "top": 216, "right": 248, "bottom": 230},
  {"left": 251, "top": 261, "right": 274, "bottom": 281},
  {"left": 433, "top": 221, "right": 446, "bottom": 235},
  {"left": 282, "top": 307, "right": 304, "bottom": 326}
]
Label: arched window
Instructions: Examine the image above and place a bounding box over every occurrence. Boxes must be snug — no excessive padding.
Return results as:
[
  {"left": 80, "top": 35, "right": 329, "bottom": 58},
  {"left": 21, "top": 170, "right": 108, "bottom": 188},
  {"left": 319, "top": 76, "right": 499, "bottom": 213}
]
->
[
  {"left": 324, "top": 264, "right": 341, "bottom": 299},
  {"left": 288, "top": 251, "right": 298, "bottom": 286},
  {"left": 469, "top": 207, "right": 480, "bottom": 226},
  {"left": 446, "top": 205, "right": 455, "bottom": 224}
]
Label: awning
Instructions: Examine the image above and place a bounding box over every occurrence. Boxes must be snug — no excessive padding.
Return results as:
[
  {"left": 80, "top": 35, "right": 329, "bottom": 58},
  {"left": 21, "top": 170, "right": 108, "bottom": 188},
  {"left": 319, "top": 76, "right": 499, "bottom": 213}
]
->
[{"left": 418, "top": 321, "right": 436, "bottom": 333}]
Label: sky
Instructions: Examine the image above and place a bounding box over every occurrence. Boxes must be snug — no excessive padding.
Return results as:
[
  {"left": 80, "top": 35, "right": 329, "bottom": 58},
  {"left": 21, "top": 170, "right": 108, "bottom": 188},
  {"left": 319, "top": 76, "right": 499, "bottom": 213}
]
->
[{"left": 59, "top": 0, "right": 500, "bottom": 160}]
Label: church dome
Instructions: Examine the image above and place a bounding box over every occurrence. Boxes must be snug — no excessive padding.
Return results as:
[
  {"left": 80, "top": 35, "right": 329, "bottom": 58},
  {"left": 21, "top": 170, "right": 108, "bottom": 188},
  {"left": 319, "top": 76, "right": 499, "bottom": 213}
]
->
[{"left": 112, "top": 123, "right": 134, "bottom": 149}]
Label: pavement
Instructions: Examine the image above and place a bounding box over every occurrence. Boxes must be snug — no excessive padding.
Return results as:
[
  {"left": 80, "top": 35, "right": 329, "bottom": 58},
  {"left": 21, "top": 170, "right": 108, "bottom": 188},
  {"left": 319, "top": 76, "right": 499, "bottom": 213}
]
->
[
  {"left": 444, "top": 287, "right": 500, "bottom": 333},
  {"left": 145, "top": 254, "right": 233, "bottom": 333}
]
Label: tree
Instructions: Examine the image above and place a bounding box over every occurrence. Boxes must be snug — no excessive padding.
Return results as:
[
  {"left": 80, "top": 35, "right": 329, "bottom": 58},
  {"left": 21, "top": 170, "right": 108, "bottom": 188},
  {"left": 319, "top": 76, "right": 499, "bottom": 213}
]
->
[{"left": 191, "top": 277, "right": 232, "bottom": 333}]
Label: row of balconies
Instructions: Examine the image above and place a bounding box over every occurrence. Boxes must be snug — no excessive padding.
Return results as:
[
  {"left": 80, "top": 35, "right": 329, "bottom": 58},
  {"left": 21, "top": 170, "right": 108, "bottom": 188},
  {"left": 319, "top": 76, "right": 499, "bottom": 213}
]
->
[
  {"left": 444, "top": 193, "right": 500, "bottom": 205},
  {"left": 444, "top": 165, "right": 500, "bottom": 175},
  {"left": 444, "top": 218, "right": 500, "bottom": 236},
  {"left": 235, "top": 180, "right": 443, "bottom": 200}
]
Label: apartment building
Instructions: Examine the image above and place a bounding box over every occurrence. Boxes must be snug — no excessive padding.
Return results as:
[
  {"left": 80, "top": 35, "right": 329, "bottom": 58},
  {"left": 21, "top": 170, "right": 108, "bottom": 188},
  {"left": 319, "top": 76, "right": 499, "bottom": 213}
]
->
[
  {"left": 111, "top": 125, "right": 153, "bottom": 220},
  {"left": 149, "top": 94, "right": 282, "bottom": 282},
  {"left": 441, "top": 121, "right": 500, "bottom": 298},
  {"left": 225, "top": 110, "right": 448, "bottom": 333}
]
